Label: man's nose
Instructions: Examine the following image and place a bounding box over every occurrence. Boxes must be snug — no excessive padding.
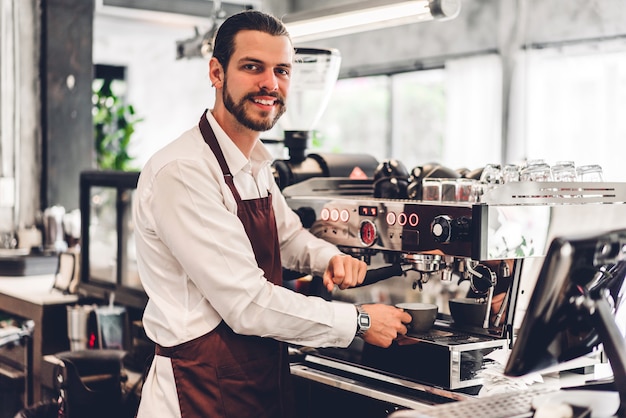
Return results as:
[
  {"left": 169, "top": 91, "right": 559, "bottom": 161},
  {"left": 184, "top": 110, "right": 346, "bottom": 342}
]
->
[{"left": 259, "top": 70, "right": 278, "bottom": 91}]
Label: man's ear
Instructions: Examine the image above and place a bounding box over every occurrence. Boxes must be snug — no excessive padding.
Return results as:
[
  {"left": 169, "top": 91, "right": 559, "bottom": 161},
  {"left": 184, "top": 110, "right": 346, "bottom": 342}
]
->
[{"left": 209, "top": 57, "right": 224, "bottom": 88}]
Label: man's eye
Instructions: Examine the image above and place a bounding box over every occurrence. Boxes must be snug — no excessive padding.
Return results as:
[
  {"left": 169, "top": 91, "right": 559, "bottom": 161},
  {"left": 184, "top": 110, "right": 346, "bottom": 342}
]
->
[
  {"left": 276, "top": 68, "right": 290, "bottom": 77},
  {"left": 244, "top": 64, "right": 260, "bottom": 71}
]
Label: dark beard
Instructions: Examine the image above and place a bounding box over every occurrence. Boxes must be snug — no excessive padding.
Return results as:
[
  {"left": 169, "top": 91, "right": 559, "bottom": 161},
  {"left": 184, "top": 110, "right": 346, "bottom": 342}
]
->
[{"left": 222, "top": 78, "right": 286, "bottom": 132}]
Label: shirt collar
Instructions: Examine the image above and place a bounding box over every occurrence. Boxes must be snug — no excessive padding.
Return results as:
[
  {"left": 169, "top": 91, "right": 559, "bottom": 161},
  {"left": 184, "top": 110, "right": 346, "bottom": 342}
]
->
[{"left": 204, "top": 110, "right": 273, "bottom": 176}]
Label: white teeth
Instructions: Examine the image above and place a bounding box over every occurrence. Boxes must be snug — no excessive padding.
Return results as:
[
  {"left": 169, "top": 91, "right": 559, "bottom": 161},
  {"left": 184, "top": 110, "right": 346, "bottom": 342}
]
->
[{"left": 254, "top": 98, "right": 274, "bottom": 105}]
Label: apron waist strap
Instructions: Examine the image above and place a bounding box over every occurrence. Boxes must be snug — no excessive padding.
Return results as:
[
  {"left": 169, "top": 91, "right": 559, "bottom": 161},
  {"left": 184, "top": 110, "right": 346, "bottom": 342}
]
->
[
  {"left": 155, "top": 344, "right": 173, "bottom": 357},
  {"left": 154, "top": 322, "right": 227, "bottom": 358}
]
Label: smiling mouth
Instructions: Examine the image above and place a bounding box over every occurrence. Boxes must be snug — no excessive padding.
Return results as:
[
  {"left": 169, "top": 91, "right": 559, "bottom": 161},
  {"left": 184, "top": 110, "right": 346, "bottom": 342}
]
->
[
  {"left": 247, "top": 91, "right": 284, "bottom": 108},
  {"left": 253, "top": 97, "right": 277, "bottom": 106}
]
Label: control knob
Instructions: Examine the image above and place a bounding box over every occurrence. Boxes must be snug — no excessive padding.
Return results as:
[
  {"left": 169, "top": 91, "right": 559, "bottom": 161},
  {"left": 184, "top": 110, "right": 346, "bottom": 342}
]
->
[{"left": 431, "top": 215, "right": 471, "bottom": 243}]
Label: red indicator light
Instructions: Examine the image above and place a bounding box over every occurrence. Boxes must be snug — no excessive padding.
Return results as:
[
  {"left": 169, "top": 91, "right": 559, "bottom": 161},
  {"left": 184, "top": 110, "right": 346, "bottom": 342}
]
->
[{"left": 359, "top": 206, "right": 378, "bottom": 217}]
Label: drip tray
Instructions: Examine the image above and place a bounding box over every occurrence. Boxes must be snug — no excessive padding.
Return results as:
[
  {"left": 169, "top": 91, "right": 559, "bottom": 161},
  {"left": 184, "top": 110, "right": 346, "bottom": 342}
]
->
[{"left": 400, "top": 329, "right": 498, "bottom": 346}]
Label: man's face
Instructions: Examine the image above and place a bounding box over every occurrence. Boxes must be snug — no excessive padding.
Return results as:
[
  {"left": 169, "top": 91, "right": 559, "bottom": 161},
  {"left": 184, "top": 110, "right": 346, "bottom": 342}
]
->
[{"left": 221, "top": 30, "right": 292, "bottom": 132}]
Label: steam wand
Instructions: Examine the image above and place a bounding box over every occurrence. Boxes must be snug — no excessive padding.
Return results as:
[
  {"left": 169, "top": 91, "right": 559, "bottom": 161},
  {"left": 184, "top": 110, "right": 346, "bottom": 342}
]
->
[{"left": 463, "top": 261, "right": 497, "bottom": 328}]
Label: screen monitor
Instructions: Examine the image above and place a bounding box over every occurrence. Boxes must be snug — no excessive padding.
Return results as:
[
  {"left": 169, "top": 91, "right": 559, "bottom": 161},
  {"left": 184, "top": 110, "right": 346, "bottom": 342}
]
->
[{"left": 504, "top": 228, "right": 626, "bottom": 414}]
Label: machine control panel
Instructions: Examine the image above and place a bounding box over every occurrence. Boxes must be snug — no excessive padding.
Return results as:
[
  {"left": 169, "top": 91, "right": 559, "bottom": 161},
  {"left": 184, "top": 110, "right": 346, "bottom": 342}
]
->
[{"left": 295, "top": 198, "right": 477, "bottom": 258}]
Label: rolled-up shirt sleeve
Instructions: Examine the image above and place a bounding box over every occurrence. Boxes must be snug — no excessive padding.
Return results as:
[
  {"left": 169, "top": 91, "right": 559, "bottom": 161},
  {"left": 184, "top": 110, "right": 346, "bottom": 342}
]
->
[{"left": 272, "top": 184, "right": 343, "bottom": 278}]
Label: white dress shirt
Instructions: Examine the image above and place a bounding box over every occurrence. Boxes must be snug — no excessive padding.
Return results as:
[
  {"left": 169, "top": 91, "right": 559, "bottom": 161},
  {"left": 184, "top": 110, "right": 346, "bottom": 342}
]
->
[{"left": 133, "top": 110, "right": 358, "bottom": 349}]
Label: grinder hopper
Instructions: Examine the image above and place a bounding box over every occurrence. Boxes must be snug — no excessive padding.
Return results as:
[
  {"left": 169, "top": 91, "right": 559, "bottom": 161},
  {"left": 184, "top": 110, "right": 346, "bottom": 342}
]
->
[{"left": 278, "top": 47, "right": 341, "bottom": 163}]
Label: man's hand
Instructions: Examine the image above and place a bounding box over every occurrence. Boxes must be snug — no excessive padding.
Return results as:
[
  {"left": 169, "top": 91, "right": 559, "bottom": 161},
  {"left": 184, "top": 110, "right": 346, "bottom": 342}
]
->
[
  {"left": 322, "top": 254, "right": 368, "bottom": 292},
  {"left": 359, "top": 304, "right": 412, "bottom": 348}
]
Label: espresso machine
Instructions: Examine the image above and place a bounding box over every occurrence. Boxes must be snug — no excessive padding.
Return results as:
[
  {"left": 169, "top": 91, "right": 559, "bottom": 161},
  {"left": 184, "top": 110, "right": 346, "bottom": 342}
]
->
[
  {"left": 272, "top": 43, "right": 626, "bottom": 414},
  {"left": 284, "top": 175, "right": 626, "bottom": 413}
]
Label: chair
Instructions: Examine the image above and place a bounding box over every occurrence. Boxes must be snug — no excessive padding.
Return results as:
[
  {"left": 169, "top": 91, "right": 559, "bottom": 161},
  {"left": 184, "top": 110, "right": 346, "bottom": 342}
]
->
[
  {"left": 15, "top": 350, "right": 130, "bottom": 418},
  {"left": 54, "top": 350, "right": 127, "bottom": 418}
]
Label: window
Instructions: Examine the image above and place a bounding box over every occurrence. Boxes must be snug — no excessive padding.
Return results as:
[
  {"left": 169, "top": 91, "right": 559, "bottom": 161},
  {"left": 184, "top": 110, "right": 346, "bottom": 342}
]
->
[
  {"left": 313, "top": 46, "right": 626, "bottom": 183},
  {"left": 312, "top": 54, "right": 503, "bottom": 175},
  {"left": 510, "top": 41, "right": 626, "bottom": 181},
  {"left": 390, "top": 70, "right": 446, "bottom": 170},
  {"left": 310, "top": 75, "right": 390, "bottom": 161}
]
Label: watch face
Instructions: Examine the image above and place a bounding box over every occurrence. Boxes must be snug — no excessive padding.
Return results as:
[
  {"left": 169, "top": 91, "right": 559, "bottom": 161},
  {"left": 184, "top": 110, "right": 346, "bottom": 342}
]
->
[
  {"left": 358, "top": 313, "right": 370, "bottom": 328},
  {"left": 356, "top": 307, "right": 370, "bottom": 336}
]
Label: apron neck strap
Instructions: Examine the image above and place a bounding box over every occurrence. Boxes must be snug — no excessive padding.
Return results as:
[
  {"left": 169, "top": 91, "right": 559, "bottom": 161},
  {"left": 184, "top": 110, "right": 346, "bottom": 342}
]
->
[{"left": 198, "top": 110, "right": 242, "bottom": 202}]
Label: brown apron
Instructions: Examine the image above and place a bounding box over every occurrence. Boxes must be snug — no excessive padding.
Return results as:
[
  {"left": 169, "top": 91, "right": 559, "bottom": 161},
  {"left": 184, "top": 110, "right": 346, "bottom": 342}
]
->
[{"left": 153, "top": 110, "right": 294, "bottom": 418}]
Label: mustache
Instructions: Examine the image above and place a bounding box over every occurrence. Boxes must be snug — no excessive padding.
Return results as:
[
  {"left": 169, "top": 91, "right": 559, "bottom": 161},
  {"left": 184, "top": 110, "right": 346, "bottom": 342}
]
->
[{"left": 244, "top": 90, "right": 285, "bottom": 105}]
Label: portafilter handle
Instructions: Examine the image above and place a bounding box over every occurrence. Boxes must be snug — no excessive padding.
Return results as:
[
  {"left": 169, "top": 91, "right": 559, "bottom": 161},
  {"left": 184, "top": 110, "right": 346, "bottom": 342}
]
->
[{"left": 357, "top": 263, "right": 407, "bottom": 287}]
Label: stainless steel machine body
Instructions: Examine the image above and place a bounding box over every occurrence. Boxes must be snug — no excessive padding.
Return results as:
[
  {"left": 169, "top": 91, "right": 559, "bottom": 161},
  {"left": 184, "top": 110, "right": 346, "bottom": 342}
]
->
[
  {"left": 284, "top": 179, "right": 626, "bottom": 260},
  {"left": 284, "top": 178, "right": 626, "bottom": 403}
]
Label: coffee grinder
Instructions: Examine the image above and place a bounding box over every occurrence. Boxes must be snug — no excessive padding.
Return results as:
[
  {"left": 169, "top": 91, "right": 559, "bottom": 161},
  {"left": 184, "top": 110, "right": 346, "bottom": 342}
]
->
[{"left": 272, "top": 48, "right": 379, "bottom": 189}]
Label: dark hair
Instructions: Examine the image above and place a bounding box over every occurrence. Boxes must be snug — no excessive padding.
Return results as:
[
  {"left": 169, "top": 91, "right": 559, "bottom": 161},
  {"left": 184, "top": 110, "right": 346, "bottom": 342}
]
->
[{"left": 212, "top": 10, "right": 291, "bottom": 67}]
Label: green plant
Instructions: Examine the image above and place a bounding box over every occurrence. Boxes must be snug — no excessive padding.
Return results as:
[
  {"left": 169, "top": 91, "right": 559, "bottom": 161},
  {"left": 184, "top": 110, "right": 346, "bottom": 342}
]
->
[{"left": 92, "top": 78, "right": 143, "bottom": 171}]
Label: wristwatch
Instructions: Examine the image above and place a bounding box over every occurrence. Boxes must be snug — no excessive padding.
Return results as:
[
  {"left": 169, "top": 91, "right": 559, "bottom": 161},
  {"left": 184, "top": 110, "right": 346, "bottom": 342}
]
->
[{"left": 355, "top": 305, "right": 371, "bottom": 337}]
